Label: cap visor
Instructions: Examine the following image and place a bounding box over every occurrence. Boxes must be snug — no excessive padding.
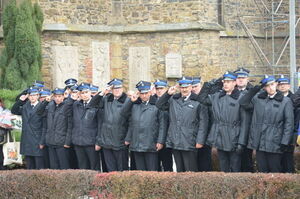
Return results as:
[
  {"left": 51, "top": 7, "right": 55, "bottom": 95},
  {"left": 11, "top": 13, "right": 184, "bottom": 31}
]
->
[{"left": 179, "top": 84, "right": 191, "bottom": 87}]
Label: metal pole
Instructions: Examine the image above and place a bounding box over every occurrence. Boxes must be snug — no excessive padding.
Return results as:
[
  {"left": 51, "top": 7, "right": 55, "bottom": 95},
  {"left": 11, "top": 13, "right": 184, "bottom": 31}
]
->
[{"left": 289, "top": 0, "right": 297, "bottom": 91}]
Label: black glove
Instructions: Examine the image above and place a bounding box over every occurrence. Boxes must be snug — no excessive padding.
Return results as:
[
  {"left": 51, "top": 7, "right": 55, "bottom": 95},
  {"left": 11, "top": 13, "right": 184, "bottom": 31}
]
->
[
  {"left": 236, "top": 144, "right": 244, "bottom": 155},
  {"left": 280, "top": 144, "right": 288, "bottom": 152}
]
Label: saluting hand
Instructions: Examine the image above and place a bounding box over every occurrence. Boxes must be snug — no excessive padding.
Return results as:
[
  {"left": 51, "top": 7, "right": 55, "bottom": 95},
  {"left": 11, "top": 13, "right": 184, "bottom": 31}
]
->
[
  {"left": 20, "top": 94, "right": 28, "bottom": 101},
  {"left": 130, "top": 92, "right": 139, "bottom": 102},
  {"left": 45, "top": 95, "right": 52, "bottom": 102},
  {"left": 64, "top": 145, "right": 70, "bottom": 148},
  {"left": 168, "top": 85, "right": 178, "bottom": 95}
]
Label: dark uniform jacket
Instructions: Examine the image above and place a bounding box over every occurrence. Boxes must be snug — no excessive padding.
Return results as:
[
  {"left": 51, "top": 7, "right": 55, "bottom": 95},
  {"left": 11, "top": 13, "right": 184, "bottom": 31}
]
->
[
  {"left": 93, "top": 93, "right": 130, "bottom": 150},
  {"left": 240, "top": 87, "right": 294, "bottom": 153},
  {"left": 44, "top": 100, "right": 73, "bottom": 147},
  {"left": 203, "top": 88, "right": 248, "bottom": 151},
  {"left": 124, "top": 96, "right": 168, "bottom": 152},
  {"left": 71, "top": 100, "right": 99, "bottom": 146},
  {"left": 156, "top": 92, "right": 208, "bottom": 151},
  {"left": 11, "top": 100, "right": 44, "bottom": 156}
]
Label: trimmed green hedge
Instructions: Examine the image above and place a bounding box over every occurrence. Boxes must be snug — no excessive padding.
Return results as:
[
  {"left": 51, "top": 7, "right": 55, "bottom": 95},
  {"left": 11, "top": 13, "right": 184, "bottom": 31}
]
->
[{"left": 0, "top": 170, "right": 299, "bottom": 199}]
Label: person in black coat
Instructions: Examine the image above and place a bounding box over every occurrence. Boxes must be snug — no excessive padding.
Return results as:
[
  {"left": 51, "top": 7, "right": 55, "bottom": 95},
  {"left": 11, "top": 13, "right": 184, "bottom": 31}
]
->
[
  {"left": 239, "top": 75, "right": 294, "bottom": 173},
  {"left": 124, "top": 81, "right": 167, "bottom": 171},
  {"left": 233, "top": 67, "right": 254, "bottom": 172},
  {"left": 11, "top": 87, "right": 45, "bottom": 169},
  {"left": 44, "top": 88, "right": 73, "bottom": 169},
  {"left": 156, "top": 76, "right": 208, "bottom": 172},
  {"left": 93, "top": 79, "right": 130, "bottom": 172},
  {"left": 192, "top": 77, "right": 213, "bottom": 172},
  {"left": 38, "top": 88, "right": 52, "bottom": 169},
  {"left": 153, "top": 79, "right": 173, "bottom": 172},
  {"left": 276, "top": 75, "right": 296, "bottom": 173},
  {"left": 199, "top": 72, "right": 248, "bottom": 172},
  {"left": 72, "top": 83, "right": 100, "bottom": 170}
]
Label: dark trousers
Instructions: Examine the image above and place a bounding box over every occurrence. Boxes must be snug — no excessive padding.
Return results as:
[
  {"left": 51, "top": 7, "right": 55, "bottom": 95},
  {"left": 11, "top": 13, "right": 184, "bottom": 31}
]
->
[
  {"left": 241, "top": 148, "right": 254, "bottom": 172},
  {"left": 25, "top": 156, "right": 45, "bottom": 170},
  {"left": 217, "top": 149, "right": 241, "bottom": 172},
  {"left": 130, "top": 150, "right": 136, "bottom": 170},
  {"left": 134, "top": 151, "right": 158, "bottom": 171},
  {"left": 256, "top": 151, "right": 282, "bottom": 173},
  {"left": 0, "top": 145, "right": 4, "bottom": 170},
  {"left": 102, "top": 148, "right": 128, "bottom": 172},
  {"left": 48, "top": 146, "right": 70, "bottom": 169},
  {"left": 197, "top": 146, "right": 212, "bottom": 172},
  {"left": 172, "top": 149, "right": 198, "bottom": 172},
  {"left": 158, "top": 147, "right": 173, "bottom": 172},
  {"left": 74, "top": 145, "right": 99, "bottom": 170},
  {"left": 43, "top": 146, "right": 50, "bottom": 169},
  {"left": 99, "top": 149, "right": 108, "bottom": 172},
  {"left": 281, "top": 148, "right": 295, "bottom": 173},
  {"left": 69, "top": 147, "right": 78, "bottom": 169}
]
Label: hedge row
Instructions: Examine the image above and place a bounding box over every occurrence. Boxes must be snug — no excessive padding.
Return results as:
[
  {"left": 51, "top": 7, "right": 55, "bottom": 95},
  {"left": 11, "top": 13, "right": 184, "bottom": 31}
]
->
[{"left": 0, "top": 170, "right": 299, "bottom": 199}]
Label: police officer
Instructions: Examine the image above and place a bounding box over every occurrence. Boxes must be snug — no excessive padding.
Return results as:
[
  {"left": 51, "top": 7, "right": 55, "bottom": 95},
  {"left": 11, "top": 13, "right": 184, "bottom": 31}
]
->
[
  {"left": 233, "top": 67, "right": 254, "bottom": 172},
  {"left": 192, "top": 77, "right": 213, "bottom": 172},
  {"left": 156, "top": 76, "right": 208, "bottom": 172},
  {"left": 276, "top": 75, "right": 296, "bottom": 173},
  {"left": 38, "top": 88, "right": 52, "bottom": 169},
  {"left": 64, "top": 78, "right": 78, "bottom": 99},
  {"left": 69, "top": 85, "right": 80, "bottom": 101},
  {"left": 199, "top": 72, "right": 248, "bottom": 172},
  {"left": 44, "top": 88, "right": 73, "bottom": 169},
  {"left": 93, "top": 79, "right": 130, "bottom": 172},
  {"left": 239, "top": 75, "right": 294, "bottom": 173},
  {"left": 124, "top": 81, "right": 167, "bottom": 171},
  {"left": 11, "top": 87, "right": 45, "bottom": 169},
  {"left": 71, "top": 83, "right": 100, "bottom": 170},
  {"left": 153, "top": 79, "right": 173, "bottom": 172}
]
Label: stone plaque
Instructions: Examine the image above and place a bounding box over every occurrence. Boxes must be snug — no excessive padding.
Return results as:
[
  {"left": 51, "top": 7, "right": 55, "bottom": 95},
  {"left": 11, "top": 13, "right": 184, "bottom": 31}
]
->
[
  {"left": 52, "top": 46, "right": 79, "bottom": 88},
  {"left": 92, "top": 42, "right": 110, "bottom": 90},
  {"left": 165, "top": 53, "right": 182, "bottom": 78},
  {"left": 129, "top": 47, "right": 151, "bottom": 90}
]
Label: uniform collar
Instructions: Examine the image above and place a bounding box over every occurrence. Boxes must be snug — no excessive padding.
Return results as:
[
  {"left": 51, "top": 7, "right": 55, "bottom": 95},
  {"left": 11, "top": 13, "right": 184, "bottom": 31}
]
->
[
  {"left": 219, "top": 88, "right": 240, "bottom": 99},
  {"left": 31, "top": 101, "right": 39, "bottom": 107},
  {"left": 107, "top": 92, "right": 127, "bottom": 103},
  {"left": 258, "top": 90, "right": 284, "bottom": 102}
]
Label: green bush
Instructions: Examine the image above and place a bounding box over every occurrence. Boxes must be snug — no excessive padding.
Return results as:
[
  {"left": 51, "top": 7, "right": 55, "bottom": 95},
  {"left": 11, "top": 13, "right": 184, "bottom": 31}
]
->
[
  {"left": 0, "top": 170, "right": 299, "bottom": 199},
  {"left": 0, "top": 0, "right": 44, "bottom": 89},
  {"left": 0, "top": 89, "right": 21, "bottom": 109}
]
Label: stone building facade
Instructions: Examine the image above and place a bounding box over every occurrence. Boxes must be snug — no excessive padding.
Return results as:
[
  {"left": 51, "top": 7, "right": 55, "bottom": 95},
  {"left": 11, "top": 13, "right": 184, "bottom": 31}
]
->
[{"left": 1, "top": 0, "right": 299, "bottom": 89}]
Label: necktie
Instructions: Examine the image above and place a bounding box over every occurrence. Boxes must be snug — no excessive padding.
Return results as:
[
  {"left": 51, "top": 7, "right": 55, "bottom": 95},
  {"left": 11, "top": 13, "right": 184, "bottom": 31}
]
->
[{"left": 84, "top": 102, "right": 87, "bottom": 107}]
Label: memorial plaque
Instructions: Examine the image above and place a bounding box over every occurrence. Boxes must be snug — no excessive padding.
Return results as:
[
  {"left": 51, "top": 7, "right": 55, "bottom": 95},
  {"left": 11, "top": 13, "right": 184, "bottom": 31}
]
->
[
  {"left": 166, "top": 53, "right": 182, "bottom": 78},
  {"left": 129, "top": 47, "right": 151, "bottom": 90},
  {"left": 52, "top": 46, "right": 79, "bottom": 88},
  {"left": 92, "top": 42, "right": 110, "bottom": 90}
]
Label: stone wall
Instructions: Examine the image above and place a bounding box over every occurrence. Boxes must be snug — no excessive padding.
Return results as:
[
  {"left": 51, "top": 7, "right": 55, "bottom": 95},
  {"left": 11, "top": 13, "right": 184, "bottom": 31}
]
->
[{"left": 1, "top": 0, "right": 298, "bottom": 89}]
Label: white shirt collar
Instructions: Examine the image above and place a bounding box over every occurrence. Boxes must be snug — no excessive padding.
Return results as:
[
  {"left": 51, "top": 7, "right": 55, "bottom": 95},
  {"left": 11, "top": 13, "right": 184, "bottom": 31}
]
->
[
  {"left": 268, "top": 92, "right": 277, "bottom": 98},
  {"left": 31, "top": 101, "right": 39, "bottom": 107},
  {"left": 185, "top": 93, "right": 191, "bottom": 100}
]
